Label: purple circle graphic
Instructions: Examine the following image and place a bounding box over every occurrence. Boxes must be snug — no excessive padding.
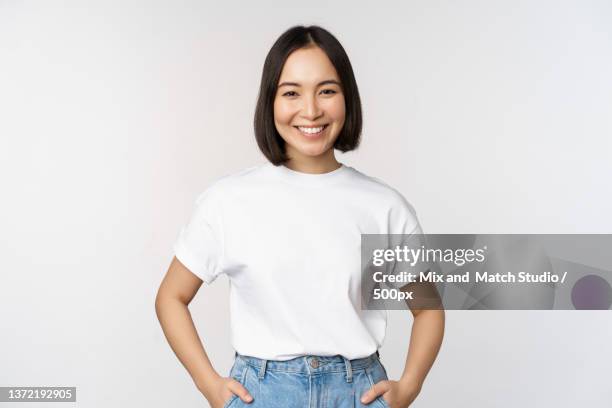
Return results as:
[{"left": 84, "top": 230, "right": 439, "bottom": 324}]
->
[{"left": 571, "top": 274, "right": 612, "bottom": 310}]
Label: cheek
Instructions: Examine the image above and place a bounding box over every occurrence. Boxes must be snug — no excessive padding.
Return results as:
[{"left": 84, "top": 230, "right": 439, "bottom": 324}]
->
[
  {"left": 273, "top": 99, "right": 295, "bottom": 125},
  {"left": 325, "top": 96, "right": 346, "bottom": 123}
]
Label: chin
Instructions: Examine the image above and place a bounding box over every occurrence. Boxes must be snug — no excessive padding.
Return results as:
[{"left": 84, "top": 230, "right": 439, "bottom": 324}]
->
[{"left": 293, "top": 144, "right": 331, "bottom": 157}]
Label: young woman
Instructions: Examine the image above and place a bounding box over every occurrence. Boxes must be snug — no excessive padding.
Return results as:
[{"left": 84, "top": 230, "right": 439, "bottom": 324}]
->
[{"left": 155, "top": 25, "right": 445, "bottom": 408}]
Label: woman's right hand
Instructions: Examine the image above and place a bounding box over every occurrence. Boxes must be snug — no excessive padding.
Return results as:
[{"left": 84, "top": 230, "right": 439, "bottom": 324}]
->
[{"left": 204, "top": 375, "right": 254, "bottom": 408}]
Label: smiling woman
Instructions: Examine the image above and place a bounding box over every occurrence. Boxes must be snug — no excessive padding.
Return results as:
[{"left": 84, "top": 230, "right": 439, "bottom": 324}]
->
[
  {"left": 273, "top": 46, "right": 346, "bottom": 165},
  {"left": 157, "top": 24, "right": 444, "bottom": 408},
  {"left": 254, "top": 26, "right": 363, "bottom": 173}
]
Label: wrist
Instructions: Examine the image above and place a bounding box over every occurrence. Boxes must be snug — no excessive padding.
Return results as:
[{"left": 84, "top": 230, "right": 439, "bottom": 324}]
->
[
  {"left": 195, "top": 372, "right": 222, "bottom": 396},
  {"left": 398, "top": 375, "right": 422, "bottom": 394}
]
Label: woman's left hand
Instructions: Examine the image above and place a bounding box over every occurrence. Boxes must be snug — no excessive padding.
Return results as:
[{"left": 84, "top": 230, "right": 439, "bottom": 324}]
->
[{"left": 360, "top": 378, "right": 421, "bottom": 408}]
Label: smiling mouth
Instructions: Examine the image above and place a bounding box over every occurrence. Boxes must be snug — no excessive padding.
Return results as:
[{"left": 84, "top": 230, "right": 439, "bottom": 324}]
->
[{"left": 293, "top": 124, "right": 329, "bottom": 136}]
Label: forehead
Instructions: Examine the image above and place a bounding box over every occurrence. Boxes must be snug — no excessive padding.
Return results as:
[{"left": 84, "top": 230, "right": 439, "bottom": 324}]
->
[{"left": 278, "top": 46, "right": 340, "bottom": 84}]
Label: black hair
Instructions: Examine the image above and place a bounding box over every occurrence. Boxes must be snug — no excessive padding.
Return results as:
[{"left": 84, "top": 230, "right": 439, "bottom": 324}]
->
[{"left": 254, "top": 25, "right": 363, "bottom": 165}]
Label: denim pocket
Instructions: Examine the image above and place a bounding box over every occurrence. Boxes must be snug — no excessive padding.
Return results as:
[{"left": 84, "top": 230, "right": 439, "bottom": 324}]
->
[
  {"left": 365, "top": 361, "right": 391, "bottom": 408},
  {"left": 376, "top": 359, "right": 389, "bottom": 380},
  {"left": 223, "top": 360, "right": 250, "bottom": 408}
]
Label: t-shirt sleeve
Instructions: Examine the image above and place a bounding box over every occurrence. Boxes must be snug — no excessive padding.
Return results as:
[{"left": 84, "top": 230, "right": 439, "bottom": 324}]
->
[
  {"left": 386, "top": 194, "right": 428, "bottom": 290},
  {"left": 389, "top": 192, "right": 422, "bottom": 237},
  {"left": 172, "top": 190, "right": 225, "bottom": 284}
]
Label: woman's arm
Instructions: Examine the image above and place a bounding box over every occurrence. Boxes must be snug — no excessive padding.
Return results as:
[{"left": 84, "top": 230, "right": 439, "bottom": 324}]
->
[
  {"left": 361, "top": 282, "right": 445, "bottom": 408},
  {"left": 154, "top": 257, "right": 252, "bottom": 407},
  {"left": 399, "top": 280, "right": 445, "bottom": 393},
  {"left": 397, "top": 307, "right": 445, "bottom": 401}
]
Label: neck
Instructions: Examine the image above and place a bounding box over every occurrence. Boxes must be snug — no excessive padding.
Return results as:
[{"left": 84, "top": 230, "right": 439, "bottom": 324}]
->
[{"left": 283, "top": 148, "right": 341, "bottom": 174}]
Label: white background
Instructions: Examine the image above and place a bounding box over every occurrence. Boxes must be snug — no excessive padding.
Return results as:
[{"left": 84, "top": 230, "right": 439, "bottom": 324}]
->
[{"left": 1, "top": 1, "right": 611, "bottom": 407}]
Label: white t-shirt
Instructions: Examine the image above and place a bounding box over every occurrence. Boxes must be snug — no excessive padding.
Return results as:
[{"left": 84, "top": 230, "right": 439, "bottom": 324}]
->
[{"left": 173, "top": 161, "right": 422, "bottom": 361}]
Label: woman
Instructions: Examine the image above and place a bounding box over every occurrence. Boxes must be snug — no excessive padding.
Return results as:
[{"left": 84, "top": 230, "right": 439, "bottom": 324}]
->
[{"left": 155, "top": 25, "right": 445, "bottom": 408}]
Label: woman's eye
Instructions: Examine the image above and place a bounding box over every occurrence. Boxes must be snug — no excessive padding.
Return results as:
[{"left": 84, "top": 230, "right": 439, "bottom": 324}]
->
[{"left": 282, "top": 89, "right": 337, "bottom": 97}]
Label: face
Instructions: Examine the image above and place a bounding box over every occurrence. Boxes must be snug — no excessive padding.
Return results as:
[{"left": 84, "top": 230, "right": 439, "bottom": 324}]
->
[{"left": 273, "top": 46, "right": 346, "bottom": 162}]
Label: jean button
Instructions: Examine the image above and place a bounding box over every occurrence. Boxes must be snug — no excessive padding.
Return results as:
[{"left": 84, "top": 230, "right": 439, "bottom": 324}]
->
[{"left": 310, "top": 358, "right": 319, "bottom": 368}]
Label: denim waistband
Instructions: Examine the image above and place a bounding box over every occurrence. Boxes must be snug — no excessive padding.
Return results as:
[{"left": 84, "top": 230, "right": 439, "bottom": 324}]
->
[{"left": 233, "top": 350, "right": 381, "bottom": 383}]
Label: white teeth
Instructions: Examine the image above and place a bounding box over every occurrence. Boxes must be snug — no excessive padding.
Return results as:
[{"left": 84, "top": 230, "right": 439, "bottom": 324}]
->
[{"left": 297, "top": 126, "right": 325, "bottom": 134}]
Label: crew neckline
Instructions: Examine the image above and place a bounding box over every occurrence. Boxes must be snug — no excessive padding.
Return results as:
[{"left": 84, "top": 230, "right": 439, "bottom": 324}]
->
[{"left": 267, "top": 162, "right": 351, "bottom": 185}]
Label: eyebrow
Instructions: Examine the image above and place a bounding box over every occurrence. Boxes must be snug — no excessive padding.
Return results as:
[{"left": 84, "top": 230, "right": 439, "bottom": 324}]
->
[{"left": 277, "top": 79, "right": 341, "bottom": 88}]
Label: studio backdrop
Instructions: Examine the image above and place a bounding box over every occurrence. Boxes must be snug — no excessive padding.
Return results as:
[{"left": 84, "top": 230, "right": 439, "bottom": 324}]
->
[{"left": 1, "top": 1, "right": 611, "bottom": 407}]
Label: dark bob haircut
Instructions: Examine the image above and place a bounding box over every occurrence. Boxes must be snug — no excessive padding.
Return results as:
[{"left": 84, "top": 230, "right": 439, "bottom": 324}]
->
[{"left": 254, "top": 25, "right": 363, "bottom": 165}]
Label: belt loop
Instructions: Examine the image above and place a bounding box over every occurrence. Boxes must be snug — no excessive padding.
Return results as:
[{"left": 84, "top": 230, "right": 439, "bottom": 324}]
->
[
  {"left": 343, "top": 357, "right": 353, "bottom": 383},
  {"left": 258, "top": 358, "right": 267, "bottom": 379}
]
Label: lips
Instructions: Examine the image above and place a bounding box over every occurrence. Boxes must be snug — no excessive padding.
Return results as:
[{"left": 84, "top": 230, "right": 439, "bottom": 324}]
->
[{"left": 294, "top": 124, "right": 329, "bottom": 137}]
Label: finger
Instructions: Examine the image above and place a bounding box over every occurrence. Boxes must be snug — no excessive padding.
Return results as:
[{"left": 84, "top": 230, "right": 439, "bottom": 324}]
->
[
  {"left": 229, "top": 380, "right": 253, "bottom": 403},
  {"left": 360, "top": 390, "right": 380, "bottom": 404},
  {"left": 360, "top": 381, "right": 388, "bottom": 404}
]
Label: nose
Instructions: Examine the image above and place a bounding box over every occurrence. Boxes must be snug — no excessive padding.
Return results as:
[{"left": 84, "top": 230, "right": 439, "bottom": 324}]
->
[{"left": 300, "top": 94, "right": 323, "bottom": 121}]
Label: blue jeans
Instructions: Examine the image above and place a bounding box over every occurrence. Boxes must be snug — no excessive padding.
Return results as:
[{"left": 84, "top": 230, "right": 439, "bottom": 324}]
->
[{"left": 222, "top": 351, "right": 391, "bottom": 408}]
